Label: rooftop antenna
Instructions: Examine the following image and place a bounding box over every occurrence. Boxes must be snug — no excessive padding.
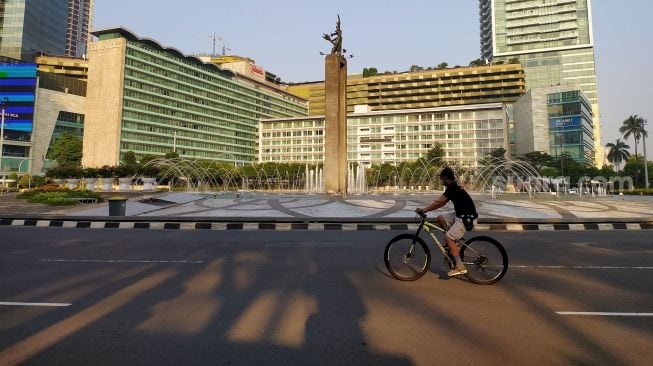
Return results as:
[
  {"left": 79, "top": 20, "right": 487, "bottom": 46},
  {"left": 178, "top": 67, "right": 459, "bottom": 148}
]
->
[{"left": 209, "top": 33, "right": 231, "bottom": 56}]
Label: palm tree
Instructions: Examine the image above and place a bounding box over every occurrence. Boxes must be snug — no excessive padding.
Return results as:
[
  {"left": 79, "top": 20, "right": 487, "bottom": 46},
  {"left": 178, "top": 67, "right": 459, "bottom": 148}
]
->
[
  {"left": 605, "top": 138, "right": 631, "bottom": 171},
  {"left": 619, "top": 115, "right": 648, "bottom": 186}
]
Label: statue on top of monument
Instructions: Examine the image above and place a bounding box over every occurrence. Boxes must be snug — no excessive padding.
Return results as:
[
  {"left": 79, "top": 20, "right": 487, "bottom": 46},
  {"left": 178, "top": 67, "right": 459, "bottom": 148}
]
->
[{"left": 322, "top": 15, "right": 343, "bottom": 54}]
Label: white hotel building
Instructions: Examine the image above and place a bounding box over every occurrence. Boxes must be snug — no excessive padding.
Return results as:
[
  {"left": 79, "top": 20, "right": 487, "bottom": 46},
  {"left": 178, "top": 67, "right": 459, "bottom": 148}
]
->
[{"left": 259, "top": 103, "right": 509, "bottom": 167}]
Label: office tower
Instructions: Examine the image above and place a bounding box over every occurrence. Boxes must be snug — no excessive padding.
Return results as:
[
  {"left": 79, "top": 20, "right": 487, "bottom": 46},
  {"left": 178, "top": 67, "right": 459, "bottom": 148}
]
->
[
  {"left": 0, "top": 0, "right": 68, "bottom": 61},
  {"left": 479, "top": 0, "right": 602, "bottom": 165},
  {"left": 0, "top": 0, "right": 90, "bottom": 60},
  {"left": 66, "top": 0, "right": 93, "bottom": 57}
]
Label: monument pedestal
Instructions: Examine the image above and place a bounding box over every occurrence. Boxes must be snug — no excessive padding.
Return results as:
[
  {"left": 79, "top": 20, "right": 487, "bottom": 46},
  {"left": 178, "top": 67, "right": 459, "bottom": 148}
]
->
[{"left": 324, "top": 54, "right": 347, "bottom": 195}]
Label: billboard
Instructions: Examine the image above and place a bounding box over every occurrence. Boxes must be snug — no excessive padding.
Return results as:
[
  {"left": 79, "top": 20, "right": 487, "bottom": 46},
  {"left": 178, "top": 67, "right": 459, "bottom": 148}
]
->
[
  {"left": 0, "top": 62, "right": 37, "bottom": 135},
  {"left": 549, "top": 116, "right": 581, "bottom": 130}
]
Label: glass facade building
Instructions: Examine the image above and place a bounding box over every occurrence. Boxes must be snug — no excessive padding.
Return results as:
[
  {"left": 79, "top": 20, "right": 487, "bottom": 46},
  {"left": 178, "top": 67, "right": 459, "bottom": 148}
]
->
[
  {"left": 479, "top": 0, "right": 602, "bottom": 165},
  {"left": 547, "top": 90, "right": 594, "bottom": 163},
  {"left": 83, "top": 28, "right": 308, "bottom": 167},
  {"left": 0, "top": 58, "right": 36, "bottom": 173},
  {"left": 0, "top": 0, "right": 68, "bottom": 61}
]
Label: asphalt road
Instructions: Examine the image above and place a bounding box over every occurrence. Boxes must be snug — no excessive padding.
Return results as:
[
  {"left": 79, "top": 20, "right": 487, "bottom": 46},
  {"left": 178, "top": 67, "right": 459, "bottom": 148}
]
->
[{"left": 1, "top": 228, "right": 652, "bottom": 365}]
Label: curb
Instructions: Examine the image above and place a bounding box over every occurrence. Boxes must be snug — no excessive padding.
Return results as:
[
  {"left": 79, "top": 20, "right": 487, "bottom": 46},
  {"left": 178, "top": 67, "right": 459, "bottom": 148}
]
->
[{"left": 1, "top": 218, "right": 652, "bottom": 231}]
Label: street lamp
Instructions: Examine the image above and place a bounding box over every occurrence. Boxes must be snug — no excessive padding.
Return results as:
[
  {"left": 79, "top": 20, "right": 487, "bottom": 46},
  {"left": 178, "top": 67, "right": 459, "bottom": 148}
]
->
[
  {"left": 17, "top": 158, "right": 31, "bottom": 189},
  {"left": 1, "top": 97, "right": 9, "bottom": 187},
  {"left": 644, "top": 119, "right": 649, "bottom": 189}
]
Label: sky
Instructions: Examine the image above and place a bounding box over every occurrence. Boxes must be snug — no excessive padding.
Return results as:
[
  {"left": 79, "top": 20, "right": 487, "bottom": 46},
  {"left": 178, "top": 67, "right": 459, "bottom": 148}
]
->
[{"left": 93, "top": 0, "right": 653, "bottom": 155}]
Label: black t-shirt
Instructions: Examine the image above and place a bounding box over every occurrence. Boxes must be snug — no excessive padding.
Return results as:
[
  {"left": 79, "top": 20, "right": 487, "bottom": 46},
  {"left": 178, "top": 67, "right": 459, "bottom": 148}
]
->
[{"left": 443, "top": 183, "right": 478, "bottom": 218}]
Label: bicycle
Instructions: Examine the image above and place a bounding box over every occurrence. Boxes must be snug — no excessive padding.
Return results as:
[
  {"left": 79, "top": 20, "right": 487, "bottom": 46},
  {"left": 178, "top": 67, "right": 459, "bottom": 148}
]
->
[{"left": 384, "top": 212, "right": 508, "bottom": 284}]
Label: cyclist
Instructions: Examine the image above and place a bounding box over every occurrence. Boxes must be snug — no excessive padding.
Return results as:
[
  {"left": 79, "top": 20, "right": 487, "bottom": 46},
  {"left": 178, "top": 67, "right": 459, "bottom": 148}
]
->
[{"left": 415, "top": 167, "right": 478, "bottom": 277}]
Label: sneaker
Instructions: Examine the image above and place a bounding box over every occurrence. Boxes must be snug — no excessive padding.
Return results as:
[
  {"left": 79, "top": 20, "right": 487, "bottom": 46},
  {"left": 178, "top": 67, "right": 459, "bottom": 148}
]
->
[{"left": 447, "top": 265, "right": 467, "bottom": 277}]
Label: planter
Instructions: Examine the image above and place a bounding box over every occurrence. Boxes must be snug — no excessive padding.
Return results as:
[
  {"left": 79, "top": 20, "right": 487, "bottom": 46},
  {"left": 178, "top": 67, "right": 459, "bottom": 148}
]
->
[
  {"left": 66, "top": 178, "right": 80, "bottom": 190},
  {"left": 118, "top": 177, "right": 132, "bottom": 191},
  {"left": 52, "top": 179, "right": 65, "bottom": 186},
  {"left": 84, "top": 178, "right": 98, "bottom": 191},
  {"left": 101, "top": 178, "right": 114, "bottom": 192},
  {"left": 141, "top": 177, "right": 156, "bottom": 191}
]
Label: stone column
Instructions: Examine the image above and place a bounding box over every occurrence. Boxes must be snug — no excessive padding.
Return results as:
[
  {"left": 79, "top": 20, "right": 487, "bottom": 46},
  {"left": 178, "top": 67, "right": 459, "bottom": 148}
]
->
[{"left": 324, "top": 54, "right": 347, "bottom": 195}]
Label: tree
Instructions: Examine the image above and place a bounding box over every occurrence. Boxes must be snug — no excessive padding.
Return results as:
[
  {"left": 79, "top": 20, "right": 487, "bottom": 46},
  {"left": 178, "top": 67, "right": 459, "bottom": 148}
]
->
[
  {"left": 165, "top": 151, "right": 179, "bottom": 159},
  {"left": 605, "top": 138, "right": 631, "bottom": 171},
  {"left": 507, "top": 57, "right": 520, "bottom": 64},
  {"left": 425, "top": 143, "right": 445, "bottom": 166},
  {"left": 123, "top": 151, "right": 137, "bottom": 166},
  {"left": 362, "top": 67, "right": 378, "bottom": 77},
  {"left": 468, "top": 58, "right": 485, "bottom": 67},
  {"left": 140, "top": 154, "right": 158, "bottom": 164},
  {"left": 478, "top": 147, "right": 507, "bottom": 168},
  {"left": 519, "top": 151, "right": 552, "bottom": 174},
  {"left": 619, "top": 115, "right": 648, "bottom": 186},
  {"left": 409, "top": 65, "right": 423, "bottom": 73},
  {"left": 47, "top": 134, "right": 82, "bottom": 167},
  {"left": 436, "top": 62, "right": 448, "bottom": 70}
]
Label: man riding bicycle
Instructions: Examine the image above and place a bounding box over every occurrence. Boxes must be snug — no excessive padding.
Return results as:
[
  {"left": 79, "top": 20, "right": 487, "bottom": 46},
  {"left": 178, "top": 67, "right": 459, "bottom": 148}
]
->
[{"left": 416, "top": 167, "right": 478, "bottom": 277}]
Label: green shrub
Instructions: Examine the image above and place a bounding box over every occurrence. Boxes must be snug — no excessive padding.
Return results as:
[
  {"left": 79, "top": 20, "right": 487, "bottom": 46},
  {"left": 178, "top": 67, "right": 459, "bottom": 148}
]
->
[
  {"left": 19, "top": 189, "right": 103, "bottom": 205},
  {"left": 30, "top": 192, "right": 76, "bottom": 205}
]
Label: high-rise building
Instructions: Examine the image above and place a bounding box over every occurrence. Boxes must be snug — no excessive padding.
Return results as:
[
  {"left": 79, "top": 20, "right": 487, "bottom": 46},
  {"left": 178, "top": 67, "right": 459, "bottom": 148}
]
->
[
  {"left": 82, "top": 27, "right": 307, "bottom": 168},
  {"left": 479, "top": 0, "right": 602, "bottom": 166},
  {"left": 0, "top": 0, "right": 91, "bottom": 61},
  {"left": 0, "top": 0, "right": 68, "bottom": 61},
  {"left": 65, "top": 0, "right": 93, "bottom": 57}
]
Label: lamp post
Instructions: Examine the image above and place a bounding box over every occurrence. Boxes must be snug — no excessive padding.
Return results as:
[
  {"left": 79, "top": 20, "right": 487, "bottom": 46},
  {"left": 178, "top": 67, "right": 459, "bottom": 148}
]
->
[
  {"left": 17, "top": 158, "right": 31, "bottom": 189},
  {"left": 1, "top": 97, "right": 8, "bottom": 187},
  {"left": 644, "top": 119, "right": 649, "bottom": 189}
]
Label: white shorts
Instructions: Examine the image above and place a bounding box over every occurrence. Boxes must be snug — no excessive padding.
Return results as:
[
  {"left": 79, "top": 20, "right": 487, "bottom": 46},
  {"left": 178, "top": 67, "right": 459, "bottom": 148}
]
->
[{"left": 441, "top": 212, "right": 476, "bottom": 241}]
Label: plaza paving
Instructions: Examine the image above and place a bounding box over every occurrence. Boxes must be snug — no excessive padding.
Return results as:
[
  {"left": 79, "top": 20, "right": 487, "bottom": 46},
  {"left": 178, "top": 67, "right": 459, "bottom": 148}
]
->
[{"left": 32, "top": 191, "right": 653, "bottom": 220}]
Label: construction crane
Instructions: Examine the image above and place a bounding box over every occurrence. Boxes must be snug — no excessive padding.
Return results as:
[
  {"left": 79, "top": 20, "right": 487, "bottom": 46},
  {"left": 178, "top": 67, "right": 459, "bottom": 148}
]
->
[{"left": 209, "top": 33, "right": 231, "bottom": 56}]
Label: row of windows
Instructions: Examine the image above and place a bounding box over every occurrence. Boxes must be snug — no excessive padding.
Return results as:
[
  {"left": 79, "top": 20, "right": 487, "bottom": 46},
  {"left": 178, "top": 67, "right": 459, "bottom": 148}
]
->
[
  {"left": 126, "top": 44, "right": 306, "bottom": 114},
  {"left": 121, "top": 142, "right": 253, "bottom": 162},
  {"left": 124, "top": 67, "right": 302, "bottom": 119},
  {"left": 129, "top": 42, "right": 305, "bottom": 107},
  {"left": 121, "top": 121, "right": 252, "bottom": 147},
  {"left": 262, "top": 139, "right": 324, "bottom": 146},
  {"left": 261, "top": 147, "right": 324, "bottom": 153},
  {"left": 262, "top": 130, "right": 324, "bottom": 137},
  {"left": 123, "top": 102, "right": 256, "bottom": 134},
  {"left": 121, "top": 131, "right": 252, "bottom": 152}
]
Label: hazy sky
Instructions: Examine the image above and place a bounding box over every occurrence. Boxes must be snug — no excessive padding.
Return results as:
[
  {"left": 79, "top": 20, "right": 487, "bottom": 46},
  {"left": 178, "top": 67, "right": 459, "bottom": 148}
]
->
[{"left": 93, "top": 0, "right": 653, "bottom": 154}]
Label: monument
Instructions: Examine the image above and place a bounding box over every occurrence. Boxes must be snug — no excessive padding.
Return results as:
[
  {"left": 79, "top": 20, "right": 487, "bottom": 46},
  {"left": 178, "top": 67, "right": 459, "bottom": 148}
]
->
[{"left": 323, "top": 16, "right": 348, "bottom": 195}]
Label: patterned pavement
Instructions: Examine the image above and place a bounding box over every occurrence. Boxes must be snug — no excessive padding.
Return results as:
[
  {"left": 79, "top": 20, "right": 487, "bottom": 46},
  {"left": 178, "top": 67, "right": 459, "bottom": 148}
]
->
[{"left": 37, "top": 192, "right": 653, "bottom": 220}]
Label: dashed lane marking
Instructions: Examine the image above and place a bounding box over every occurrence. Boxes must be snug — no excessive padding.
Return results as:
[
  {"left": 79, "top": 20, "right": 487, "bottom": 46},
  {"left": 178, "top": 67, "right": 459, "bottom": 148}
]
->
[
  {"left": 0, "top": 302, "right": 71, "bottom": 307},
  {"left": 512, "top": 265, "right": 653, "bottom": 269},
  {"left": 41, "top": 258, "right": 204, "bottom": 264},
  {"left": 557, "top": 312, "right": 653, "bottom": 317}
]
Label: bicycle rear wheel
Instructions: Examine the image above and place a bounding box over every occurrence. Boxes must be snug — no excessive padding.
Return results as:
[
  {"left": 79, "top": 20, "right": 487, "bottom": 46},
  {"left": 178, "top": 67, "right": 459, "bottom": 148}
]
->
[
  {"left": 384, "top": 234, "right": 431, "bottom": 281},
  {"left": 460, "top": 236, "right": 508, "bottom": 285}
]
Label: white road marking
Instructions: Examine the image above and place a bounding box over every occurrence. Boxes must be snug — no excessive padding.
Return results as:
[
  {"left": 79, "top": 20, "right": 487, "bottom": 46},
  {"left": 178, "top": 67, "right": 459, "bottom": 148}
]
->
[
  {"left": 512, "top": 265, "right": 653, "bottom": 269},
  {"left": 557, "top": 312, "right": 653, "bottom": 317},
  {"left": 264, "top": 242, "right": 353, "bottom": 248},
  {"left": 0, "top": 301, "right": 71, "bottom": 307},
  {"left": 41, "top": 259, "right": 204, "bottom": 264}
]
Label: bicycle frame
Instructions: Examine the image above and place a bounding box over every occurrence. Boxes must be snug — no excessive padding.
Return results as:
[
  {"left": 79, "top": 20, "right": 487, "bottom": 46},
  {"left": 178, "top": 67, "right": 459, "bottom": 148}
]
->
[{"left": 414, "top": 215, "right": 465, "bottom": 268}]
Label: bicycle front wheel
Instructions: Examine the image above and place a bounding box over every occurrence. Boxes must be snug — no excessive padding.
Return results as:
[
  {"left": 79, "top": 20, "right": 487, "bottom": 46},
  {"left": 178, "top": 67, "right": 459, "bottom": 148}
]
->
[
  {"left": 384, "top": 234, "right": 431, "bottom": 281},
  {"left": 460, "top": 236, "right": 508, "bottom": 285}
]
